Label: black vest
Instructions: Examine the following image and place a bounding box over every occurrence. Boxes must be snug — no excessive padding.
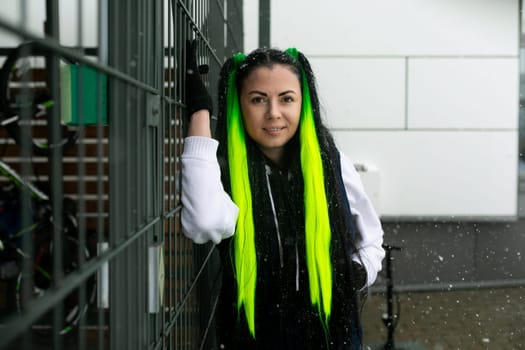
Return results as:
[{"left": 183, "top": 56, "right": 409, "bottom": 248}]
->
[{"left": 216, "top": 146, "right": 363, "bottom": 350}]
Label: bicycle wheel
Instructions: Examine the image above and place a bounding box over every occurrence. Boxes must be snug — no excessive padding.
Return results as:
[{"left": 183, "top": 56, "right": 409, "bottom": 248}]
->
[
  {"left": 0, "top": 41, "right": 82, "bottom": 155},
  {"left": 15, "top": 233, "right": 96, "bottom": 335}
]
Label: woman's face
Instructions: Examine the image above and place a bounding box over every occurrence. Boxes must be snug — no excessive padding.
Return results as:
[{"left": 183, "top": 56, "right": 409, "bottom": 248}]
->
[{"left": 239, "top": 64, "right": 302, "bottom": 164}]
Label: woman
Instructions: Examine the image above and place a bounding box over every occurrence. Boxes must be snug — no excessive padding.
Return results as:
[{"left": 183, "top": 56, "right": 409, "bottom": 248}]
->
[{"left": 181, "top": 40, "right": 384, "bottom": 349}]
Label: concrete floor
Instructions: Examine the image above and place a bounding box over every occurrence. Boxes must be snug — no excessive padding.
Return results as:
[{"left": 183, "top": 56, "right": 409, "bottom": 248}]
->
[
  {"left": 361, "top": 287, "right": 525, "bottom": 350},
  {"left": 2, "top": 285, "right": 524, "bottom": 349}
]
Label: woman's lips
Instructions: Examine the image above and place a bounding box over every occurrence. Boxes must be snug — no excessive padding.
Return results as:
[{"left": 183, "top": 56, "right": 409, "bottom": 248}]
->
[{"left": 263, "top": 127, "right": 285, "bottom": 136}]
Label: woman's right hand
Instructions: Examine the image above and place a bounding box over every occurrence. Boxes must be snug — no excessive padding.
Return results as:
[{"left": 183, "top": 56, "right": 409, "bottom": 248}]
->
[{"left": 184, "top": 39, "right": 213, "bottom": 117}]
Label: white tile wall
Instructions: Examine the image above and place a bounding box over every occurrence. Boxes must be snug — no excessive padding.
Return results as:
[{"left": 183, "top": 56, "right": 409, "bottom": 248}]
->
[
  {"left": 333, "top": 130, "right": 518, "bottom": 217},
  {"left": 246, "top": 0, "right": 522, "bottom": 218},
  {"left": 408, "top": 58, "right": 519, "bottom": 130},
  {"left": 310, "top": 57, "right": 406, "bottom": 129},
  {"left": 270, "top": 0, "right": 519, "bottom": 56},
  {"left": 243, "top": 0, "right": 259, "bottom": 52}
]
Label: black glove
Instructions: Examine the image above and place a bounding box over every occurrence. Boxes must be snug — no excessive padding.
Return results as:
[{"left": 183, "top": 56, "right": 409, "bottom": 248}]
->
[
  {"left": 352, "top": 261, "right": 367, "bottom": 291},
  {"left": 352, "top": 261, "right": 368, "bottom": 311},
  {"left": 185, "top": 40, "right": 213, "bottom": 117}
]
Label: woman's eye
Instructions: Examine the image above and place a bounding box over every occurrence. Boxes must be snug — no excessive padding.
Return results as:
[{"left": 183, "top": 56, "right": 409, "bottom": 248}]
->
[
  {"left": 282, "top": 96, "right": 294, "bottom": 103},
  {"left": 251, "top": 97, "right": 265, "bottom": 104}
]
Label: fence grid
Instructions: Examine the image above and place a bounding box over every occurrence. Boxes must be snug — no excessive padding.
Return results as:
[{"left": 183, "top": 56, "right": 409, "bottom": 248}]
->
[{"left": 0, "top": 1, "right": 243, "bottom": 349}]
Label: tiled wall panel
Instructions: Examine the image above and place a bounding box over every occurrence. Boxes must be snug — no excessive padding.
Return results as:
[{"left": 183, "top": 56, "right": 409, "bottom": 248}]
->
[
  {"left": 311, "top": 57, "right": 406, "bottom": 129},
  {"left": 408, "top": 58, "right": 519, "bottom": 130},
  {"left": 333, "top": 130, "right": 518, "bottom": 217}
]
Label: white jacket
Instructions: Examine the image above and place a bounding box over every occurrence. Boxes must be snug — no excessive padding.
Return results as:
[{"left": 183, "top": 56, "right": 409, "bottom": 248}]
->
[{"left": 181, "top": 136, "right": 385, "bottom": 287}]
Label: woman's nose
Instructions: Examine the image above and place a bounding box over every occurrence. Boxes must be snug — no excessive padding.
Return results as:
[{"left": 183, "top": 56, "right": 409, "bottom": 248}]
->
[{"left": 266, "top": 100, "right": 281, "bottom": 119}]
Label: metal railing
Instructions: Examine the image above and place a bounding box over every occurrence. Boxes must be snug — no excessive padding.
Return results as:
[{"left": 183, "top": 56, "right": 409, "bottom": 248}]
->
[{"left": 0, "top": 1, "right": 243, "bottom": 349}]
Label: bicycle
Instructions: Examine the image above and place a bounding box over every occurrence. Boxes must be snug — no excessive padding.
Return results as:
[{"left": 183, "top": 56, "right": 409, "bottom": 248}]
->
[
  {"left": 0, "top": 40, "right": 83, "bottom": 155},
  {"left": 0, "top": 159, "right": 96, "bottom": 336}
]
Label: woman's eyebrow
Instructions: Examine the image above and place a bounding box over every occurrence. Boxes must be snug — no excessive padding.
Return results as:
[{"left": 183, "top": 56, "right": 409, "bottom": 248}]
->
[
  {"left": 246, "top": 90, "right": 297, "bottom": 96},
  {"left": 247, "top": 90, "right": 267, "bottom": 96}
]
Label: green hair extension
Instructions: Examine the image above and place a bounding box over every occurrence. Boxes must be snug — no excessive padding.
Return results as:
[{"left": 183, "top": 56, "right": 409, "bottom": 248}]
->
[
  {"left": 227, "top": 48, "right": 333, "bottom": 338},
  {"left": 285, "top": 48, "right": 333, "bottom": 327},
  {"left": 225, "top": 52, "right": 257, "bottom": 337}
]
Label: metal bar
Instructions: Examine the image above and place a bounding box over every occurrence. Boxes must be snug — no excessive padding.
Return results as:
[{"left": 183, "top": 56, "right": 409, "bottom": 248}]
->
[
  {"left": 17, "top": 1, "right": 33, "bottom": 349},
  {"left": 182, "top": 5, "right": 191, "bottom": 345},
  {"left": 164, "top": 205, "right": 182, "bottom": 219},
  {"left": 0, "top": 47, "right": 100, "bottom": 55},
  {"left": 167, "top": 0, "right": 175, "bottom": 344},
  {"left": 138, "top": 0, "right": 147, "bottom": 345},
  {"left": 174, "top": 3, "right": 182, "bottom": 348},
  {"left": 259, "top": 0, "right": 270, "bottom": 47},
  {"left": 108, "top": 0, "right": 129, "bottom": 347},
  {"left": 139, "top": 2, "right": 147, "bottom": 345},
  {"left": 96, "top": 2, "right": 109, "bottom": 349},
  {"left": 155, "top": 0, "right": 165, "bottom": 345},
  {"left": 161, "top": 95, "right": 184, "bottom": 106},
  {"left": 75, "top": 0, "right": 87, "bottom": 348},
  {"left": 45, "top": 0, "right": 65, "bottom": 348},
  {"left": 125, "top": 2, "right": 136, "bottom": 347}
]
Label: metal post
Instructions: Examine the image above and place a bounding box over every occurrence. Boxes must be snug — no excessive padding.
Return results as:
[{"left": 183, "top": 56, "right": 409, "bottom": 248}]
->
[
  {"left": 108, "top": 0, "right": 131, "bottom": 347},
  {"left": 259, "top": 0, "right": 270, "bottom": 47},
  {"left": 45, "top": 1, "right": 65, "bottom": 348},
  {"left": 382, "top": 244, "right": 402, "bottom": 350},
  {"left": 384, "top": 249, "right": 395, "bottom": 350}
]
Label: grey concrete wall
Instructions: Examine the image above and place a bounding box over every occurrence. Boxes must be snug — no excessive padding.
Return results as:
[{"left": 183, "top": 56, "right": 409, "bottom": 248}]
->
[{"left": 374, "top": 219, "right": 525, "bottom": 290}]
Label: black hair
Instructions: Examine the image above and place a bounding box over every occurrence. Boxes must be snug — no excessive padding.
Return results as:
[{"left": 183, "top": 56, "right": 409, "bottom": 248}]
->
[{"left": 214, "top": 47, "right": 364, "bottom": 346}]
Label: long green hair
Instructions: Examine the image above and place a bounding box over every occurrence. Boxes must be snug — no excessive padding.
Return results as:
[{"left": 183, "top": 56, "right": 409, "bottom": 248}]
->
[{"left": 222, "top": 48, "right": 333, "bottom": 337}]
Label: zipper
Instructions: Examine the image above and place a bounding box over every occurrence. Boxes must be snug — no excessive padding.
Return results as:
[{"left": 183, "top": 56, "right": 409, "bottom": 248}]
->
[
  {"left": 295, "top": 242, "right": 299, "bottom": 291},
  {"left": 265, "top": 165, "right": 284, "bottom": 268}
]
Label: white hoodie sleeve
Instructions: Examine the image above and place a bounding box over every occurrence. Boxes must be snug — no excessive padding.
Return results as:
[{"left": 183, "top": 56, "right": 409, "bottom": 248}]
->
[
  {"left": 340, "top": 152, "right": 385, "bottom": 287},
  {"left": 181, "top": 136, "right": 239, "bottom": 244}
]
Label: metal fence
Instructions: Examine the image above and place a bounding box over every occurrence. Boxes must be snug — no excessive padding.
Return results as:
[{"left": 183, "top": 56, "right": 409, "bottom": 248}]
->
[{"left": 0, "top": 1, "right": 243, "bottom": 349}]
